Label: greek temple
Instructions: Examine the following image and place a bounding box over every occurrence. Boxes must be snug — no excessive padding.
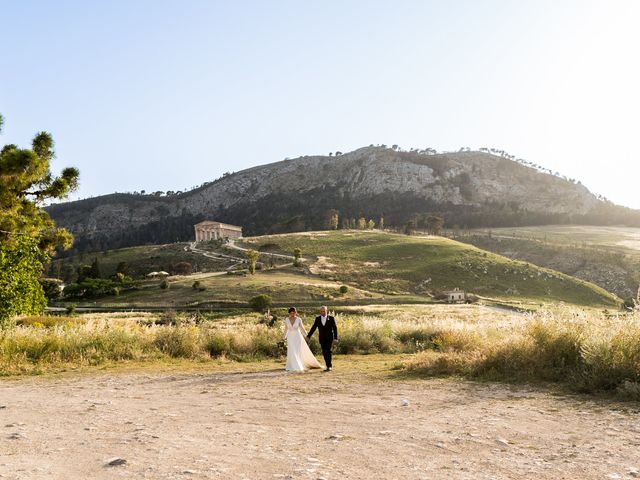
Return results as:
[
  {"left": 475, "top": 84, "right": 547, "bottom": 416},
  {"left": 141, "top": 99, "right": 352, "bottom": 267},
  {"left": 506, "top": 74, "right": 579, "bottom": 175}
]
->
[{"left": 194, "top": 220, "right": 243, "bottom": 242}]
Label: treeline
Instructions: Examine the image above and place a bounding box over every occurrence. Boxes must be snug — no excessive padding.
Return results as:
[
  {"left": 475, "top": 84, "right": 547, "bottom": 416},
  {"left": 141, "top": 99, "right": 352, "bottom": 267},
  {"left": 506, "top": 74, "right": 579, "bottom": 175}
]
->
[{"left": 57, "top": 186, "right": 640, "bottom": 257}]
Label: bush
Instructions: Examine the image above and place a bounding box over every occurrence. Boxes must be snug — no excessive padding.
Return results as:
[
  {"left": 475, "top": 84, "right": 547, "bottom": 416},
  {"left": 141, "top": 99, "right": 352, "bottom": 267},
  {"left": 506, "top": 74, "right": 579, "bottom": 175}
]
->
[
  {"left": 0, "top": 236, "right": 48, "bottom": 328},
  {"left": 249, "top": 294, "right": 272, "bottom": 312},
  {"left": 63, "top": 278, "right": 132, "bottom": 299},
  {"left": 160, "top": 279, "right": 169, "bottom": 290},
  {"left": 339, "top": 285, "right": 349, "bottom": 294},
  {"left": 153, "top": 327, "right": 199, "bottom": 358},
  {"left": 156, "top": 309, "right": 178, "bottom": 325},
  {"left": 203, "top": 331, "right": 228, "bottom": 357},
  {"left": 39, "top": 279, "right": 62, "bottom": 301},
  {"left": 173, "top": 262, "right": 192, "bottom": 276}
]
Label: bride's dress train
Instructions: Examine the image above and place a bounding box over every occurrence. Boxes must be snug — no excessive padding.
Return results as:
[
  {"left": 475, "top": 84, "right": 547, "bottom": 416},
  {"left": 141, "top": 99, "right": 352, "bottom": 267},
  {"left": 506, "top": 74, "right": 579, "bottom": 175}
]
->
[{"left": 284, "top": 317, "right": 322, "bottom": 371}]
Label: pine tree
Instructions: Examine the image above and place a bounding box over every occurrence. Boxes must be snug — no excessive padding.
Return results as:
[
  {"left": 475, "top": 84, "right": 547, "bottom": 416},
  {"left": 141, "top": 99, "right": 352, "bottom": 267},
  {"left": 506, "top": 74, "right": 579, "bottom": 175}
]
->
[{"left": 0, "top": 113, "right": 79, "bottom": 325}]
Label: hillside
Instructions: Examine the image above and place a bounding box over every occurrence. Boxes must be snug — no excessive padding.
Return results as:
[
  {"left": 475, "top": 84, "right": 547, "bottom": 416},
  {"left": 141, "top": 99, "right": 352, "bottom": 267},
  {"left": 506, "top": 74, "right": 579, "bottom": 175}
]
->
[
  {"left": 450, "top": 226, "right": 640, "bottom": 301},
  {"left": 55, "top": 231, "right": 622, "bottom": 308},
  {"left": 240, "top": 231, "right": 621, "bottom": 307},
  {"left": 46, "top": 147, "right": 640, "bottom": 253}
]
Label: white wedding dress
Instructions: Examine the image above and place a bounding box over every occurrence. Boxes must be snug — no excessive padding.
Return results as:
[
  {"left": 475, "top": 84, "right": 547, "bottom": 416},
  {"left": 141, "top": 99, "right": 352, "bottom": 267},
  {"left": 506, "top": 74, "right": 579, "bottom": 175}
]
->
[{"left": 284, "top": 316, "right": 323, "bottom": 371}]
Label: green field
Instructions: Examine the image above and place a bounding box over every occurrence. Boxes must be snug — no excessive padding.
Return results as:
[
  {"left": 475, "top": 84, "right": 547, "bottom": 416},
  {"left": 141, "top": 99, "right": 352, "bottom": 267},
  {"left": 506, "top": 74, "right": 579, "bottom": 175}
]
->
[
  {"left": 82, "top": 268, "right": 384, "bottom": 307},
  {"left": 51, "top": 230, "right": 623, "bottom": 308},
  {"left": 48, "top": 242, "right": 236, "bottom": 279},
  {"left": 239, "top": 230, "right": 620, "bottom": 307},
  {"left": 451, "top": 225, "right": 640, "bottom": 301},
  {"left": 466, "top": 225, "right": 640, "bottom": 255}
]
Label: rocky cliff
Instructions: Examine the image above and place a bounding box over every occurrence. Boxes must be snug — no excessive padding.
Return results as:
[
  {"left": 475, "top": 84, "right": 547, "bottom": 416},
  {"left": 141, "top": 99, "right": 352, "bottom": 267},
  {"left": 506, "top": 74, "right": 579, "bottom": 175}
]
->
[{"left": 46, "top": 147, "right": 639, "bottom": 252}]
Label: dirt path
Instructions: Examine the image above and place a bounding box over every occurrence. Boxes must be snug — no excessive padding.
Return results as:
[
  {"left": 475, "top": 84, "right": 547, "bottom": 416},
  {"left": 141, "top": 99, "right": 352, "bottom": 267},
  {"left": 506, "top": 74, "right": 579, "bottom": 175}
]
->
[{"left": 1, "top": 359, "right": 639, "bottom": 479}]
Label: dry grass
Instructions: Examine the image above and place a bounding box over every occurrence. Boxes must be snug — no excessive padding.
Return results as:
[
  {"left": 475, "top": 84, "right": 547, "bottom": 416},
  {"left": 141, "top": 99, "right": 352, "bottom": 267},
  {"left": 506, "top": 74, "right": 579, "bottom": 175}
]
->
[
  {"left": 3, "top": 305, "right": 640, "bottom": 400},
  {"left": 403, "top": 308, "right": 640, "bottom": 399}
]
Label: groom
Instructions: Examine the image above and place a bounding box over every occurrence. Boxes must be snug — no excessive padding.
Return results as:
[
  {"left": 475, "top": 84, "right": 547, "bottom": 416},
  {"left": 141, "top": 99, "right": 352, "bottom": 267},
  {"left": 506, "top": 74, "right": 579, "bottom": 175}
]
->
[{"left": 307, "top": 306, "right": 338, "bottom": 371}]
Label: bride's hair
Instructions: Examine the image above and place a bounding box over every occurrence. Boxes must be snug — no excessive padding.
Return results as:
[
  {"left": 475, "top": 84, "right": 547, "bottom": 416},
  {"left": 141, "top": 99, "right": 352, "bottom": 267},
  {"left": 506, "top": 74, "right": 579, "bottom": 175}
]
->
[{"left": 288, "top": 307, "right": 297, "bottom": 313}]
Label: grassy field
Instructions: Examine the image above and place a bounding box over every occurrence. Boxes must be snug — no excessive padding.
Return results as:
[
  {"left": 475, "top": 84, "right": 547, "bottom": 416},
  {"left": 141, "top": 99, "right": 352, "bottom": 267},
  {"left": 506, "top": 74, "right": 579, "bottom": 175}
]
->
[
  {"left": 80, "top": 268, "right": 384, "bottom": 307},
  {"left": 450, "top": 226, "right": 640, "bottom": 301},
  {"left": 464, "top": 225, "right": 640, "bottom": 256},
  {"left": 48, "top": 242, "right": 235, "bottom": 279},
  {"left": 4, "top": 304, "right": 639, "bottom": 400},
  {"left": 48, "top": 230, "right": 624, "bottom": 309},
  {"left": 240, "top": 230, "right": 621, "bottom": 307}
]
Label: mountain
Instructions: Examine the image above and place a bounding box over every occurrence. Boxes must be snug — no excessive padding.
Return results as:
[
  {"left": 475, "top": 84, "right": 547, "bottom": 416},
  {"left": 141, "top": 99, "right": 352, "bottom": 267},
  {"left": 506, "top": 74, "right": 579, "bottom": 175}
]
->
[{"left": 47, "top": 146, "right": 640, "bottom": 253}]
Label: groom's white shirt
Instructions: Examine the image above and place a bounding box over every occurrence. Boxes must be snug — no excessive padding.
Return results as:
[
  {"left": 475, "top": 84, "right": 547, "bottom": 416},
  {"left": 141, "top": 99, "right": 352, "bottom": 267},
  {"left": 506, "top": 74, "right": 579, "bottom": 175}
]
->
[{"left": 320, "top": 315, "right": 327, "bottom": 326}]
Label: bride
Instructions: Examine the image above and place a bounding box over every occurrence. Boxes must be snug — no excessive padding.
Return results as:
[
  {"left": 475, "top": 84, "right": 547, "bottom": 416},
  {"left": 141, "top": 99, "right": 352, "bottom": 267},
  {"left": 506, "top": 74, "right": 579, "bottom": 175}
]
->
[{"left": 283, "top": 307, "right": 322, "bottom": 371}]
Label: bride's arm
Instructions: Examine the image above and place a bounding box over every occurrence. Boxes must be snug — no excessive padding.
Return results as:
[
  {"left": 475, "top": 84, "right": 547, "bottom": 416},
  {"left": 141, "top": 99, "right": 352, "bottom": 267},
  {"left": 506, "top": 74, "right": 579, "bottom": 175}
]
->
[{"left": 298, "top": 318, "right": 308, "bottom": 337}]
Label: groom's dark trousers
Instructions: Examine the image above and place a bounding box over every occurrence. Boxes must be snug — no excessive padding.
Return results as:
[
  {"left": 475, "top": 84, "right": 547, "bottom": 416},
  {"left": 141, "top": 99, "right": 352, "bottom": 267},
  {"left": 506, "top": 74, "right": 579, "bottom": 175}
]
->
[{"left": 307, "top": 315, "right": 338, "bottom": 369}]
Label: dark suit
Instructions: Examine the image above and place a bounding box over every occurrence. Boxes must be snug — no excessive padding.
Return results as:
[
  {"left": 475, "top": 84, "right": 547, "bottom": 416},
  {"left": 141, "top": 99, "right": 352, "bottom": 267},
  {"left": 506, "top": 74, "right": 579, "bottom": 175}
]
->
[{"left": 307, "top": 315, "right": 338, "bottom": 369}]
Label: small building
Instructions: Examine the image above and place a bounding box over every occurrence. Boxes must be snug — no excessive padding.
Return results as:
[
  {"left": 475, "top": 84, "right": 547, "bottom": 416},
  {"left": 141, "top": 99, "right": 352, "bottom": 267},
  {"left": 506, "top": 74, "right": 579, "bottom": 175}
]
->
[
  {"left": 194, "top": 220, "right": 242, "bottom": 242},
  {"left": 444, "top": 288, "right": 466, "bottom": 303}
]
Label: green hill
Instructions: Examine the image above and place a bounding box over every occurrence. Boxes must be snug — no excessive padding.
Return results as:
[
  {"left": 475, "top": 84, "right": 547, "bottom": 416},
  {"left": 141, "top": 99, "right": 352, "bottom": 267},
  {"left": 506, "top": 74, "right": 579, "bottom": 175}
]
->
[
  {"left": 48, "top": 243, "right": 235, "bottom": 280},
  {"left": 240, "top": 230, "right": 621, "bottom": 307},
  {"left": 50, "top": 230, "right": 622, "bottom": 308},
  {"left": 450, "top": 225, "right": 640, "bottom": 301}
]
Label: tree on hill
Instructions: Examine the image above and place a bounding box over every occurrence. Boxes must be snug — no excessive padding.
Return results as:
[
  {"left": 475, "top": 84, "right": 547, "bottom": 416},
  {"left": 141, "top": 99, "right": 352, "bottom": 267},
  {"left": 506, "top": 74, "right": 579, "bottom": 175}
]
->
[
  {"left": 246, "top": 249, "right": 260, "bottom": 274},
  {"left": 173, "top": 261, "right": 193, "bottom": 275},
  {"left": 0, "top": 113, "right": 79, "bottom": 326},
  {"left": 324, "top": 209, "right": 339, "bottom": 230},
  {"left": 404, "top": 220, "right": 416, "bottom": 235},
  {"left": 116, "top": 261, "right": 129, "bottom": 276},
  {"left": 88, "top": 257, "right": 101, "bottom": 279},
  {"left": 426, "top": 215, "right": 445, "bottom": 235}
]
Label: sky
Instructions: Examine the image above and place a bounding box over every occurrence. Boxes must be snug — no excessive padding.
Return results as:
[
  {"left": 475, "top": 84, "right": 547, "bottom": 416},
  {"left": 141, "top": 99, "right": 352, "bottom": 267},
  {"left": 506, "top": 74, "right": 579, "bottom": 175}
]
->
[{"left": 1, "top": 0, "right": 639, "bottom": 208}]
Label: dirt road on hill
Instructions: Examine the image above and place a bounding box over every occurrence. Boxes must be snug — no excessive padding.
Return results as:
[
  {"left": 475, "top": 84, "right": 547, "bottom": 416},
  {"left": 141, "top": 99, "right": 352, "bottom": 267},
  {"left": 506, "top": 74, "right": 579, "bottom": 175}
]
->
[{"left": 1, "top": 360, "right": 639, "bottom": 480}]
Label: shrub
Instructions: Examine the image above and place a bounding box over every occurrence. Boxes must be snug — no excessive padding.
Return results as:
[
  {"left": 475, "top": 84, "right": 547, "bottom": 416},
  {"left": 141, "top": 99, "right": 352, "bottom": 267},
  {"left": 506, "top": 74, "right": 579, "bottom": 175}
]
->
[
  {"left": 203, "top": 331, "right": 228, "bottom": 357},
  {"left": 153, "top": 327, "right": 199, "bottom": 358},
  {"left": 293, "top": 248, "right": 302, "bottom": 267},
  {"left": 249, "top": 294, "right": 272, "bottom": 312},
  {"left": 157, "top": 309, "right": 178, "bottom": 325},
  {"left": 246, "top": 250, "right": 260, "bottom": 274},
  {"left": 39, "top": 279, "right": 62, "bottom": 301},
  {"left": 63, "top": 278, "right": 130, "bottom": 299},
  {"left": 160, "top": 279, "right": 169, "bottom": 290},
  {"left": 0, "top": 236, "right": 48, "bottom": 328},
  {"left": 173, "top": 262, "right": 192, "bottom": 276},
  {"left": 339, "top": 285, "right": 349, "bottom": 294}
]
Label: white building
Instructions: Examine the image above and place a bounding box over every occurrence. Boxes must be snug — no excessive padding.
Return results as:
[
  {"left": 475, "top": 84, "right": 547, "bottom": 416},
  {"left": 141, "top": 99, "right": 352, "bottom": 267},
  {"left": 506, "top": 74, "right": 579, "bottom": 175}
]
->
[{"left": 444, "top": 288, "right": 466, "bottom": 303}]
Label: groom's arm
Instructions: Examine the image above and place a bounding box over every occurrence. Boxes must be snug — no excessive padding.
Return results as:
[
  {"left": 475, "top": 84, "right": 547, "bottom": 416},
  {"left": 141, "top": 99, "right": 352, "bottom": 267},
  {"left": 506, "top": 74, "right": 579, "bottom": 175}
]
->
[
  {"left": 307, "top": 318, "right": 318, "bottom": 339},
  {"left": 331, "top": 317, "right": 338, "bottom": 340}
]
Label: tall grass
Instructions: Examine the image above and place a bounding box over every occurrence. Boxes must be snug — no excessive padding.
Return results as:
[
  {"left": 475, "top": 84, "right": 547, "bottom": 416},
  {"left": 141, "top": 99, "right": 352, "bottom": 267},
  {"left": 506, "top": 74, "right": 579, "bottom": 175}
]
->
[
  {"left": 404, "top": 309, "right": 640, "bottom": 399},
  {"left": 3, "top": 306, "right": 640, "bottom": 401},
  {"left": 0, "top": 309, "right": 450, "bottom": 375}
]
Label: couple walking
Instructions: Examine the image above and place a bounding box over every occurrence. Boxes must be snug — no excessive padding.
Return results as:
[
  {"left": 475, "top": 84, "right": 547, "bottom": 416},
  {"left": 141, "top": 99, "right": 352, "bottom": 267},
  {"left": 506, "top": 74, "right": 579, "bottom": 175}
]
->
[{"left": 283, "top": 306, "right": 338, "bottom": 372}]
